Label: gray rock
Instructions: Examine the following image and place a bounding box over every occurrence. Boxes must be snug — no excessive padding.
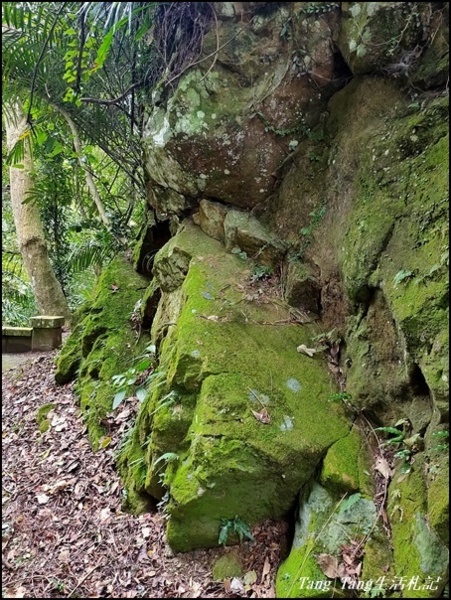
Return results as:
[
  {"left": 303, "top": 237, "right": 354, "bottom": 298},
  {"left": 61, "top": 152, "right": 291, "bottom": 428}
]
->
[{"left": 224, "top": 209, "right": 286, "bottom": 266}]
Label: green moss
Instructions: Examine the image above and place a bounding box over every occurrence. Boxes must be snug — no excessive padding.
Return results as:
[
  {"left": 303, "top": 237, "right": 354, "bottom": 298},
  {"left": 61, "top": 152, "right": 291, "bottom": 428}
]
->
[
  {"left": 320, "top": 426, "right": 370, "bottom": 494},
  {"left": 426, "top": 443, "right": 449, "bottom": 545},
  {"left": 388, "top": 458, "right": 449, "bottom": 596},
  {"left": 212, "top": 552, "right": 244, "bottom": 581},
  {"left": 55, "top": 304, "right": 91, "bottom": 384},
  {"left": 327, "top": 82, "right": 449, "bottom": 428},
  {"left": 36, "top": 403, "right": 55, "bottom": 433},
  {"left": 276, "top": 484, "right": 378, "bottom": 598},
  {"left": 120, "top": 224, "right": 350, "bottom": 550},
  {"left": 55, "top": 255, "right": 151, "bottom": 449}
]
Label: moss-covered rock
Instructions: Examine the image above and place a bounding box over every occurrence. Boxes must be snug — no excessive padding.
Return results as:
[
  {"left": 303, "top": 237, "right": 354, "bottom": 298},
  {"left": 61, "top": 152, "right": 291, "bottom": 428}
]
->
[
  {"left": 212, "top": 551, "right": 244, "bottom": 580},
  {"left": 36, "top": 403, "right": 56, "bottom": 434},
  {"left": 55, "top": 256, "right": 151, "bottom": 448},
  {"left": 388, "top": 459, "right": 449, "bottom": 597},
  {"left": 120, "top": 222, "right": 349, "bottom": 551},
  {"left": 55, "top": 303, "right": 92, "bottom": 384},
  {"left": 143, "top": 3, "right": 345, "bottom": 215},
  {"left": 276, "top": 484, "right": 379, "bottom": 598},
  {"left": 320, "top": 425, "right": 372, "bottom": 494},
  {"left": 337, "top": 2, "right": 427, "bottom": 76}
]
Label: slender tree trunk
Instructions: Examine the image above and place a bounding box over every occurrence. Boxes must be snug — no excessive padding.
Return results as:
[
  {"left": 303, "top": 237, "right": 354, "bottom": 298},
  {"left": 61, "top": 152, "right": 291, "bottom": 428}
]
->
[
  {"left": 53, "top": 105, "right": 111, "bottom": 228},
  {"left": 4, "top": 102, "right": 71, "bottom": 320}
]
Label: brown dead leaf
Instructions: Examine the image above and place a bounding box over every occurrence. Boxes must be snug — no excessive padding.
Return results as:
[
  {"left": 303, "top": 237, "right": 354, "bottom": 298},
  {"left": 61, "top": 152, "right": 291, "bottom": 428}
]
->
[
  {"left": 316, "top": 554, "right": 346, "bottom": 579},
  {"left": 296, "top": 344, "right": 317, "bottom": 357},
  {"left": 251, "top": 408, "right": 271, "bottom": 424},
  {"left": 374, "top": 456, "right": 392, "bottom": 479},
  {"left": 4, "top": 587, "right": 27, "bottom": 598},
  {"left": 261, "top": 556, "right": 271, "bottom": 581}
]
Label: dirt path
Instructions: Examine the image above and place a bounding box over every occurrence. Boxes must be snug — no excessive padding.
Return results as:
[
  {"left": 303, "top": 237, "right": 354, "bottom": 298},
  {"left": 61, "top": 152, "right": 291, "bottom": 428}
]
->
[
  {"left": 2, "top": 354, "right": 285, "bottom": 598},
  {"left": 2, "top": 354, "right": 36, "bottom": 373}
]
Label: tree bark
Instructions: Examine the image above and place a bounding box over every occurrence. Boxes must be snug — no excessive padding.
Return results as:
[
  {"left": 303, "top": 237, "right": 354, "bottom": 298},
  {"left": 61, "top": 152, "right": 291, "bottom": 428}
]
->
[{"left": 4, "top": 102, "right": 71, "bottom": 320}]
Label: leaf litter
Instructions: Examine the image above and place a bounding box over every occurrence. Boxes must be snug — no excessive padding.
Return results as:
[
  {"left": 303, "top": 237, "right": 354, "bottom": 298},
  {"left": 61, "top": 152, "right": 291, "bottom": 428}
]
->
[{"left": 2, "top": 353, "right": 287, "bottom": 598}]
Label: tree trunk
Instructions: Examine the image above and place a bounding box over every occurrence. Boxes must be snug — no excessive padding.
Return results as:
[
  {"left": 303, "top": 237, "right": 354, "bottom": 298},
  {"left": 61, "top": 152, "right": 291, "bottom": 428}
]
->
[{"left": 4, "top": 102, "right": 71, "bottom": 320}]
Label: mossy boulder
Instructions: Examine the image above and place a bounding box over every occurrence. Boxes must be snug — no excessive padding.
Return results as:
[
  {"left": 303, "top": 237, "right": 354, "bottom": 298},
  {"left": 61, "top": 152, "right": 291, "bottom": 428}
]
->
[
  {"left": 276, "top": 484, "right": 380, "bottom": 598},
  {"left": 143, "top": 3, "right": 344, "bottom": 215},
  {"left": 337, "top": 2, "right": 427, "bottom": 75},
  {"left": 120, "top": 222, "right": 350, "bottom": 551},
  {"left": 55, "top": 256, "right": 151, "bottom": 448},
  {"left": 285, "top": 78, "right": 449, "bottom": 425},
  {"left": 388, "top": 459, "right": 449, "bottom": 597},
  {"left": 212, "top": 551, "right": 244, "bottom": 580},
  {"left": 320, "top": 425, "right": 372, "bottom": 495}
]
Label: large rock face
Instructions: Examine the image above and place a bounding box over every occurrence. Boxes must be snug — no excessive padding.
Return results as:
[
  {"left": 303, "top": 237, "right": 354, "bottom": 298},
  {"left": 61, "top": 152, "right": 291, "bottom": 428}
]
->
[
  {"left": 143, "top": 2, "right": 345, "bottom": 217},
  {"left": 55, "top": 257, "right": 150, "bottom": 448},
  {"left": 55, "top": 2, "right": 448, "bottom": 594},
  {"left": 271, "top": 77, "right": 449, "bottom": 600},
  {"left": 120, "top": 221, "right": 349, "bottom": 551}
]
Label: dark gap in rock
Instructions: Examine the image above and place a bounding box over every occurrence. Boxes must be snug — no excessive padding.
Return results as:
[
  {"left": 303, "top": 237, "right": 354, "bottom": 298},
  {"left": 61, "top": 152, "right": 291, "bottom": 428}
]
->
[
  {"left": 409, "top": 363, "right": 431, "bottom": 397},
  {"left": 331, "top": 46, "right": 354, "bottom": 90},
  {"left": 361, "top": 408, "right": 385, "bottom": 429},
  {"left": 81, "top": 328, "right": 107, "bottom": 357},
  {"left": 136, "top": 220, "right": 172, "bottom": 276},
  {"left": 282, "top": 492, "right": 302, "bottom": 561},
  {"left": 141, "top": 287, "right": 162, "bottom": 331},
  {"left": 356, "top": 285, "right": 377, "bottom": 314},
  {"left": 89, "top": 368, "right": 100, "bottom": 380}
]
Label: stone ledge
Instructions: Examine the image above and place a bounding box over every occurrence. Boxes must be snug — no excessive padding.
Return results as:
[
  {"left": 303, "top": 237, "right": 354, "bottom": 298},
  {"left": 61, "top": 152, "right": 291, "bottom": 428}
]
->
[
  {"left": 2, "top": 326, "right": 33, "bottom": 337},
  {"left": 30, "top": 316, "right": 65, "bottom": 329}
]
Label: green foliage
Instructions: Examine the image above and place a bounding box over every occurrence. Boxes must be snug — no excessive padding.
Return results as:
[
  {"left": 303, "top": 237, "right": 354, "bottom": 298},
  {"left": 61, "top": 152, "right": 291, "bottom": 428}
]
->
[
  {"left": 291, "top": 204, "right": 327, "bottom": 261},
  {"left": 110, "top": 344, "right": 158, "bottom": 409},
  {"left": 339, "top": 492, "right": 362, "bottom": 514},
  {"left": 154, "top": 452, "right": 180, "bottom": 467},
  {"left": 218, "top": 516, "right": 254, "bottom": 546},
  {"left": 375, "top": 426, "right": 406, "bottom": 445},
  {"left": 299, "top": 2, "right": 340, "bottom": 16},
  {"left": 432, "top": 430, "right": 449, "bottom": 452},
  {"left": 307, "top": 151, "right": 321, "bottom": 162},
  {"left": 231, "top": 247, "right": 248, "bottom": 260},
  {"left": 250, "top": 264, "right": 273, "bottom": 282},
  {"left": 393, "top": 269, "right": 415, "bottom": 286},
  {"left": 311, "top": 328, "right": 341, "bottom": 346},
  {"left": 375, "top": 421, "right": 419, "bottom": 473},
  {"left": 2, "top": 189, "right": 37, "bottom": 325},
  {"left": 328, "top": 391, "right": 352, "bottom": 403}
]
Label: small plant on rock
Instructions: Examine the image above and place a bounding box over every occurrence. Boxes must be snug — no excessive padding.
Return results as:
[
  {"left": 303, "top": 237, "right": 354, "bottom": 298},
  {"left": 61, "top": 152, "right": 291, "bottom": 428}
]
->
[
  {"left": 432, "top": 429, "right": 449, "bottom": 452},
  {"left": 110, "top": 344, "right": 160, "bottom": 409},
  {"left": 218, "top": 516, "right": 254, "bottom": 546},
  {"left": 375, "top": 419, "right": 423, "bottom": 474},
  {"left": 250, "top": 264, "right": 273, "bottom": 283}
]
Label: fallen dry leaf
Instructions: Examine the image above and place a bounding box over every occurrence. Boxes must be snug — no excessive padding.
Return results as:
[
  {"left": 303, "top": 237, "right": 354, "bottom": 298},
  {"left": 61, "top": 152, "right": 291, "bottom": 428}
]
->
[
  {"left": 3, "top": 353, "right": 285, "bottom": 599},
  {"left": 316, "top": 553, "right": 346, "bottom": 579},
  {"left": 374, "top": 456, "right": 392, "bottom": 479},
  {"left": 224, "top": 577, "right": 245, "bottom": 595},
  {"left": 243, "top": 570, "right": 257, "bottom": 586},
  {"left": 36, "top": 493, "right": 50, "bottom": 505},
  {"left": 296, "top": 344, "right": 317, "bottom": 357},
  {"left": 261, "top": 556, "right": 271, "bottom": 581},
  {"left": 4, "top": 587, "right": 27, "bottom": 598},
  {"left": 251, "top": 408, "right": 271, "bottom": 424}
]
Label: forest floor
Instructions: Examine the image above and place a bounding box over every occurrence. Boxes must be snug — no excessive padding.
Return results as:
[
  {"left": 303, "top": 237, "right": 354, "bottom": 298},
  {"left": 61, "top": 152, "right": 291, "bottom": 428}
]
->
[{"left": 2, "top": 353, "right": 287, "bottom": 599}]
